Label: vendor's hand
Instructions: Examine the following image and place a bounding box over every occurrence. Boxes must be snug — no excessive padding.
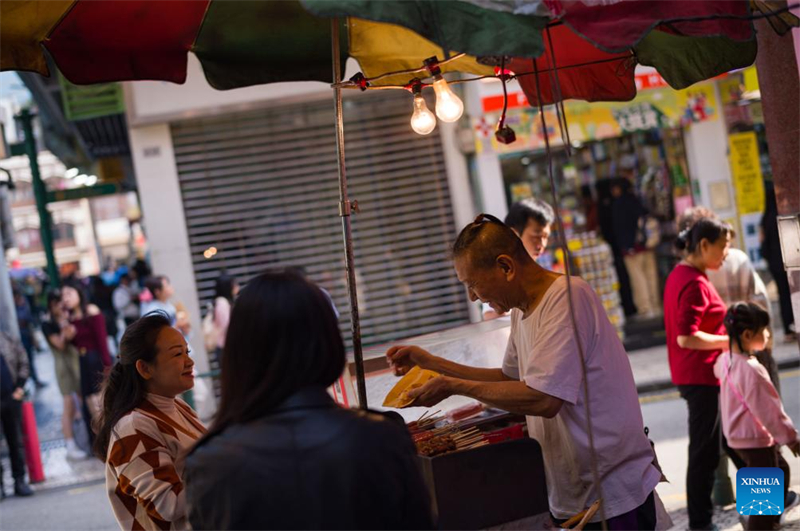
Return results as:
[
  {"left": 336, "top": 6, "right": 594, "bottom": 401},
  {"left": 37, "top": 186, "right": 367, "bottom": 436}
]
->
[
  {"left": 788, "top": 439, "right": 800, "bottom": 457},
  {"left": 386, "top": 345, "right": 435, "bottom": 376},
  {"left": 406, "top": 376, "right": 453, "bottom": 407},
  {"left": 12, "top": 387, "right": 24, "bottom": 401}
]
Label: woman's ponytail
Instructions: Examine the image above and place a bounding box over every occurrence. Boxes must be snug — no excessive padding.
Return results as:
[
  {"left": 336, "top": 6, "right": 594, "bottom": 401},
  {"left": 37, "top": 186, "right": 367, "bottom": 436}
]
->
[
  {"left": 92, "top": 312, "right": 171, "bottom": 460},
  {"left": 675, "top": 229, "right": 691, "bottom": 251}
]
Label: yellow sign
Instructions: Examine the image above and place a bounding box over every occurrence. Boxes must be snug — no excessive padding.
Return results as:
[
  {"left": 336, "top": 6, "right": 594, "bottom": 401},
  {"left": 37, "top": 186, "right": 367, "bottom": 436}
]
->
[{"left": 728, "top": 131, "right": 765, "bottom": 215}]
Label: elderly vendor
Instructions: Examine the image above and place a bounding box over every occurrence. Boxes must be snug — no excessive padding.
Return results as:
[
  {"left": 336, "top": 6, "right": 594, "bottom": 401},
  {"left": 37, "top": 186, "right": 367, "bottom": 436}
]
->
[{"left": 387, "top": 214, "right": 664, "bottom": 530}]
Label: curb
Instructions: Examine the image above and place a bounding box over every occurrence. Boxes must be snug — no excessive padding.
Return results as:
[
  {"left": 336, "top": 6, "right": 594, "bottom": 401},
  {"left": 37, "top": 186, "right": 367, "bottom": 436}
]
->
[{"left": 635, "top": 357, "right": 800, "bottom": 395}]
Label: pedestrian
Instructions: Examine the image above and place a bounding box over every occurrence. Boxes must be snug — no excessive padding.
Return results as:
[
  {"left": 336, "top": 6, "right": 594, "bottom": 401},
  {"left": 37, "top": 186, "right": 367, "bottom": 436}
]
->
[
  {"left": 0, "top": 331, "right": 35, "bottom": 498},
  {"left": 62, "top": 284, "right": 112, "bottom": 431},
  {"left": 90, "top": 275, "right": 119, "bottom": 351},
  {"left": 761, "top": 180, "right": 795, "bottom": 341},
  {"left": 714, "top": 302, "right": 800, "bottom": 531},
  {"left": 387, "top": 214, "right": 667, "bottom": 530},
  {"left": 140, "top": 276, "right": 177, "bottom": 324},
  {"left": 94, "top": 312, "right": 204, "bottom": 530},
  {"left": 484, "top": 198, "right": 554, "bottom": 320},
  {"left": 611, "top": 179, "right": 660, "bottom": 318},
  {"left": 211, "top": 273, "right": 237, "bottom": 355},
  {"left": 184, "top": 272, "right": 433, "bottom": 530},
  {"left": 13, "top": 289, "right": 45, "bottom": 388},
  {"left": 112, "top": 273, "right": 140, "bottom": 330},
  {"left": 132, "top": 254, "right": 152, "bottom": 290},
  {"left": 663, "top": 217, "right": 738, "bottom": 530},
  {"left": 681, "top": 207, "right": 780, "bottom": 393},
  {"left": 41, "top": 290, "right": 88, "bottom": 460},
  {"left": 597, "top": 178, "right": 637, "bottom": 316}
]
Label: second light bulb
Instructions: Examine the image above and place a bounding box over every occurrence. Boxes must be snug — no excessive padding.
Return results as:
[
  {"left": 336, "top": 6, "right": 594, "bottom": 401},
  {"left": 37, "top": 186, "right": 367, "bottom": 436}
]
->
[{"left": 432, "top": 77, "right": 464, "bottom": 123}]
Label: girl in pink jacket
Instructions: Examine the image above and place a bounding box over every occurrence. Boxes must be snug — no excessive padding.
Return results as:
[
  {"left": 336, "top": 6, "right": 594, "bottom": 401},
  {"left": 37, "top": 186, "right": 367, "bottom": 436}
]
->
[{"left": 714, "top": 302, "right": 799, "bottom": 530}]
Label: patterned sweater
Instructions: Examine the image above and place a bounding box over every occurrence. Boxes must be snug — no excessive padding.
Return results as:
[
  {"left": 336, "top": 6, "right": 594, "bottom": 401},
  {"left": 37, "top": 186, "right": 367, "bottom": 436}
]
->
[{"left": 105, "top": 394, "right": 205, "bottom": 531}]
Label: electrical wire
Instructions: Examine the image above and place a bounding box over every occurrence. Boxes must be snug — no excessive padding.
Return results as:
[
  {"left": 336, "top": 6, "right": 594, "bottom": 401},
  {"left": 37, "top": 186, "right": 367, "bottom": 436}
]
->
[
  {"left": 497, "top": 57, "right": 509, "bottom": 132},
  {"left": 349, "top": 52, "right": 467, "bottom": 86},
  {"left": 333, "top": 55, "right": 631, "bottom": 91},
  {"left": 532, "top": 57, "right": 608, "bottom": 530}
]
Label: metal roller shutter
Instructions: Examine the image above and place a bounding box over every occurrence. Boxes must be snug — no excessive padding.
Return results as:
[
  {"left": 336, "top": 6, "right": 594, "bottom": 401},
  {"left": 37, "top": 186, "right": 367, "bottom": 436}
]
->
[{"left": 171, "top": 91, "right": 470, "bottom": 350}]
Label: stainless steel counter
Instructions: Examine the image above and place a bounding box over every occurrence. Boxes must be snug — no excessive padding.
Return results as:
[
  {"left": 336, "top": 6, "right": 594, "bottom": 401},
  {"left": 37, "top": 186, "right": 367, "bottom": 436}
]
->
[{"left": 358, "top": 318, "right": 511, "bottom": 421}]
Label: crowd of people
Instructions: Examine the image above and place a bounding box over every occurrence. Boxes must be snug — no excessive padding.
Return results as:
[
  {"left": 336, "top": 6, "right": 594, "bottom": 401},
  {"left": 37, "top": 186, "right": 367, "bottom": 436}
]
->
[
  {"left": 1, "top": 190, "right": 798, "bottom": 530},
  {"left": 2, "top": 260, "right": 240, "bottom": 489}
]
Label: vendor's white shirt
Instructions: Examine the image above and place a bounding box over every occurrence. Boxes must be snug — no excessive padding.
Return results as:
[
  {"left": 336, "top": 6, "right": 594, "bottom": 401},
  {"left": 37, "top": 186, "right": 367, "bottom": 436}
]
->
[{"left": 502, "top": 276, "right": 661, "bottom": 521}]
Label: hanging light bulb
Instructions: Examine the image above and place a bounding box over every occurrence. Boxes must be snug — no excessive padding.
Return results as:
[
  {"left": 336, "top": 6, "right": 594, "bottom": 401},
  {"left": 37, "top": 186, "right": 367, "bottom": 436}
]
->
[
  {"left": 423, "top": 56, "right": 464, "bottom": 123},
  {"left": 409, "top": 82, "right": 436, "bottom": 135},
  {"left": 432, "top": 76, "right": 464, "bottom": 123}
]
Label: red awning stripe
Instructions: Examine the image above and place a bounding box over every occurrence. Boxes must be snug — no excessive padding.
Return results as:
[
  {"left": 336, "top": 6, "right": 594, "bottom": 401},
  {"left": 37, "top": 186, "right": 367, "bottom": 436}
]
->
[{"left": 45, "top": 0, "right": 210, "bottom": 85}]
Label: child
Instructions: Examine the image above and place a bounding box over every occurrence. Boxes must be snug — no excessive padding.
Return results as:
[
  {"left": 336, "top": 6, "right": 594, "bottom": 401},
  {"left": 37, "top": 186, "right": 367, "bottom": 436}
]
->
[{"left": 714, "top": 302, "right": 800, "bottom": 531}]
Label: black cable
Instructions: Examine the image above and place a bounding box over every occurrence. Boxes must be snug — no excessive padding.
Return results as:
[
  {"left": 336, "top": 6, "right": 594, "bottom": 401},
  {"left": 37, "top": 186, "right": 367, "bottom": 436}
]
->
[{"left": 498, "top": 56, "right": 509, "bottom": 131}]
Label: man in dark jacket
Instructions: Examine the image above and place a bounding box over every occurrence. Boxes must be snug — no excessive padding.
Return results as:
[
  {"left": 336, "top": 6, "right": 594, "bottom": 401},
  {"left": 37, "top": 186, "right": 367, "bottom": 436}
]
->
[{"left": 0, "top": 330, "right": 34, "bottom": 498}]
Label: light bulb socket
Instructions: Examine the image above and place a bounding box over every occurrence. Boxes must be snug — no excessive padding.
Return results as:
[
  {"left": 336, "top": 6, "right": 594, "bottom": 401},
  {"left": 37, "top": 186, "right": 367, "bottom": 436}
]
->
[
  {"left": 409, "top": 78, "right": 423, "bottom": 95},
  {"left": 349, "top": 72, "right": 369, "bottom": 91},
  {"left": 495, "top": 126, "right": 517, "bottom": 145},
  {"left": 423, "top": 56, "right": 442, "bottom": 77}
]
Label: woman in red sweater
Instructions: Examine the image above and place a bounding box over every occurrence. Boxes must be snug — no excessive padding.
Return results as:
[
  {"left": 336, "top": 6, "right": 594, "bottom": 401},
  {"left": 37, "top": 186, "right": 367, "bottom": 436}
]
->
[
  {"left": 62, "top": 284, "right": 112, "bottom": 432},
  {"left": 663, "top": 217, "right": 732, "bottom": 531}
]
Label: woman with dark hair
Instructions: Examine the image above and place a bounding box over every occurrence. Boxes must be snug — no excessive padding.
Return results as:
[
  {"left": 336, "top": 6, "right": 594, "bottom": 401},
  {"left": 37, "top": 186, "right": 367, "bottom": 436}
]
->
[
  {"left": 62, "top": 284, "right": 112, "bottom": 429},
  {"left": 95, "top": 312, "right": 204, "bottom": 531},
  {"left": 663, "top": 218, "right": 732, "bottom": 531},
  {"left": 41, "top": 289, "right": 87, "bottom": 460},
  {"left": 185, "top": 272, "right": 433, "bottom": 530}
]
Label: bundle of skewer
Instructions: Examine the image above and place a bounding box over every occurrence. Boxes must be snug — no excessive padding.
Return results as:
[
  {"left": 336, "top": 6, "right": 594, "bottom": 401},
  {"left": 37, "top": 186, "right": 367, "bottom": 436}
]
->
[
  {"left": 412, "top": 417, "right": 488, "bottom": 456},
  {"left": 452, "top": 427, "right": 488, "bottom": 451}
]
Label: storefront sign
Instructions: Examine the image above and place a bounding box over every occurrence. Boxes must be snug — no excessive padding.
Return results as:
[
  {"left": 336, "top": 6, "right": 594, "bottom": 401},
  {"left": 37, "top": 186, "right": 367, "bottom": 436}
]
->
[
  {"left": 612, "top": 102, "right": 668, "bottom": 133},
  {"left": 475, "top": 79, "right": 719, "bottom": 154},
  {"left": 729, "top": 131, "right": 765, "bottom": 215}
]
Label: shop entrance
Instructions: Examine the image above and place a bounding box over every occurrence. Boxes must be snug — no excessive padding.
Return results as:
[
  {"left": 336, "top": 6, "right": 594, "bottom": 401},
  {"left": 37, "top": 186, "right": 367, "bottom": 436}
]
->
[{"left": 499, "top": 128, "right": 691, "bottom": 350}]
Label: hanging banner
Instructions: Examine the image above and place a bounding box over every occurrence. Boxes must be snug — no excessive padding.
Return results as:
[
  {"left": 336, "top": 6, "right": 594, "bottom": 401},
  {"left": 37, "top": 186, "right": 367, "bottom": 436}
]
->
[{"left": 729, "top": 131, "right": 765, "bottom": 215}]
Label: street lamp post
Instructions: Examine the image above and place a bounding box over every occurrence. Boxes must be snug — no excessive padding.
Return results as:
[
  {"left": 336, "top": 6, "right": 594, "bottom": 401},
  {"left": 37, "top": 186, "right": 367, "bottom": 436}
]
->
[{"left": 17, "top": 109, "right": 59, "bottom": 288}]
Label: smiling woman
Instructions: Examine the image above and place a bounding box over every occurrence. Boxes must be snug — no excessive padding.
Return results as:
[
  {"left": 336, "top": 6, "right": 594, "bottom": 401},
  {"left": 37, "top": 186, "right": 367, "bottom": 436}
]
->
[{"left": 94, "top": 312, "right": 206, "bottom": 531}]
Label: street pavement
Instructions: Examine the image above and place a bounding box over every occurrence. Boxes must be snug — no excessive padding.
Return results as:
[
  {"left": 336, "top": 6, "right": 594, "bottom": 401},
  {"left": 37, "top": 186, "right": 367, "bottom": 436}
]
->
[
  {"left": 0, "top": 328, "right": 797, "bottom": 530},
  {"left": 645, "top": 370, "right": 800, "bottom": 531}
]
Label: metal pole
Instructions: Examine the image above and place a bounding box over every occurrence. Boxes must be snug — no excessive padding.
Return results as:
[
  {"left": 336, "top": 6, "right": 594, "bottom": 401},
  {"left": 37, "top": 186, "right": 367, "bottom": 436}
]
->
[
  {"left": 18, "top": 109, "right": 59, "bottom": 288},
  {"left": 331, "top": 18, "right": 368, "bottom": 409},
  {"left": 0, "top": 183, "right": 20, "bottom": 340}
]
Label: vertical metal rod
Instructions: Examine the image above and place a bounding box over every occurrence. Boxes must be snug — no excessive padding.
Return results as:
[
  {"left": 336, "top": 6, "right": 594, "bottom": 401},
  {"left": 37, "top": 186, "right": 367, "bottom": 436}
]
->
[
  {"left": 19, "top": 109, "right": 60, "bottom": 288},
  {"left": 331, "top": 18, "right": 368, "bottom": 409},
  {"left": 0, "top": 183, "right": 21, "bottom": 339}
]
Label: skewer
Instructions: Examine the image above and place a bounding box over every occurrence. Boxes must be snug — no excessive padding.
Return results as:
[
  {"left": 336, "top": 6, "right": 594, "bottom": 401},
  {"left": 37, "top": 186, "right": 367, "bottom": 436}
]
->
[
  {"left": 454, "top": 436, "right": 482, "bottom": 446},
  {"left": 416, "top": 409, "right": 439, "bottom": 424},
  {"left": 452, "top": 428, "right": 480, "bottom": 440},
  {"left": 461, "top": 440, "right": 489, "bottom": 450}
]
